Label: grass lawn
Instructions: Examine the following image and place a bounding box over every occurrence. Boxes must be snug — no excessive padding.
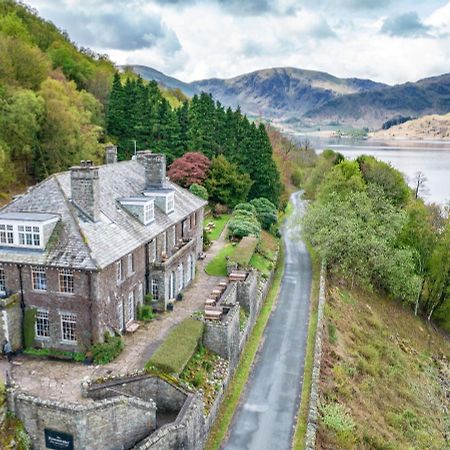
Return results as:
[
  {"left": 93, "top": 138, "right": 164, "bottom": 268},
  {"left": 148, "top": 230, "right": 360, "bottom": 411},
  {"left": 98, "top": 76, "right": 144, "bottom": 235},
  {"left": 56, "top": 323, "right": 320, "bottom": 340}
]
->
[
  {"left": 204, "top": 244, "right": 286, "bottom": 450},
  {"left": 205, "top": 243, "right": 236, "bottom": 276},
  {"left": 204, "top": 214, "right": 230, "bottom": 241},
  {"left": 250, "top": 231, "right": 279, "bottom": 276},
  {"left": 292, "top": 241, "right": 321, "bottom": 450}
]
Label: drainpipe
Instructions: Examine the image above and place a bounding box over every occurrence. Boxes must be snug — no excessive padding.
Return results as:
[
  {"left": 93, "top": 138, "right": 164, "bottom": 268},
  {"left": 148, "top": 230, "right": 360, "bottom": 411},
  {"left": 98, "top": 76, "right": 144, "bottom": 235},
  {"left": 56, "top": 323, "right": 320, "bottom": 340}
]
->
[
  {"left": 88, "top": 271, "right": 94, "bottom": 346},
  {"left": 17, "top": 264, "right": 25, "bottom": 350}
]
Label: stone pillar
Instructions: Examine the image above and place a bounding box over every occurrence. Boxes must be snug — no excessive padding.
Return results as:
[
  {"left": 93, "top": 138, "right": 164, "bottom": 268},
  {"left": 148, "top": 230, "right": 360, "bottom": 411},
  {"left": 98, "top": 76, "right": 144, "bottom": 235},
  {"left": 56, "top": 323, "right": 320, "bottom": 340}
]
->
[
  {"left": 105, "top": 144, "right": 118, "bottom": 164},
  {"left": 70, "top": 161, "right": 100, "bottom": 222}
]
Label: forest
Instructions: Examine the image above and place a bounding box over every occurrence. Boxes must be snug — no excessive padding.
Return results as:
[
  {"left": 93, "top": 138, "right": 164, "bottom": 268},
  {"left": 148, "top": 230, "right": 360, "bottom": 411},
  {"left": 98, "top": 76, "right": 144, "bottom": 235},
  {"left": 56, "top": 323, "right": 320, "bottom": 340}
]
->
[{"left": 0, "top": 0, "right": 281, "bottom": 208}]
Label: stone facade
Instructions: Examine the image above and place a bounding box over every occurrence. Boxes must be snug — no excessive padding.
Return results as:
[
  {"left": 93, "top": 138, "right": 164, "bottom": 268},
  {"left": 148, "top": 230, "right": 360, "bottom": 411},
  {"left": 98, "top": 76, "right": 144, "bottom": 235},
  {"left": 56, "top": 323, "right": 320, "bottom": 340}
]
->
[{"left": 0, "top": 152, "right": 206, "bottom": 352}]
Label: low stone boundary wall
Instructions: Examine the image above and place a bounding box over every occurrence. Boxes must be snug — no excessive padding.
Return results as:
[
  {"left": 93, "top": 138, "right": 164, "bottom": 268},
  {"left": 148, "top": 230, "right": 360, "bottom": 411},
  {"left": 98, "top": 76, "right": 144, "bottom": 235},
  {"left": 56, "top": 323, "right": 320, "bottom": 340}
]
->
[
  {"left": 305, "top": 264, "right": 327, "bottom": 450},
  {"left": 7, "top": 387, "right": 157, "bottom": 450}
]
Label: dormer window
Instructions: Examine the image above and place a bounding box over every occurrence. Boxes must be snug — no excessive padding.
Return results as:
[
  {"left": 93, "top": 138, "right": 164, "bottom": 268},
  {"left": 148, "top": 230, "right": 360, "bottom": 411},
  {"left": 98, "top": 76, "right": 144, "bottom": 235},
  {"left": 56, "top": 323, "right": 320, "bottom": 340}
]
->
[
  {"left": 0, "top": 212, "right": 60, "bottom": 250},
  {"left": 119, "top": 197, "right": 155, "bottom": 225},
  {"left": 144, "top": 202, "right": 154, "bottom": 224},
  {"left": 144, "top": 188, "right": 175, "bottom": 215},
  {"left": 18, "top": 225, "right": 41, "bottom": 246}
]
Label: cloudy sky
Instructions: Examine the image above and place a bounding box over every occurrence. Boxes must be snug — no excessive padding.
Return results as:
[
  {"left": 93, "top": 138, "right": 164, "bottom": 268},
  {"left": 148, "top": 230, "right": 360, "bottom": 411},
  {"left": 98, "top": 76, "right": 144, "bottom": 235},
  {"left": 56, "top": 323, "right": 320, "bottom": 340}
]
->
[{"left": 25, "top": 0, "right": 450, "bottom": 85}]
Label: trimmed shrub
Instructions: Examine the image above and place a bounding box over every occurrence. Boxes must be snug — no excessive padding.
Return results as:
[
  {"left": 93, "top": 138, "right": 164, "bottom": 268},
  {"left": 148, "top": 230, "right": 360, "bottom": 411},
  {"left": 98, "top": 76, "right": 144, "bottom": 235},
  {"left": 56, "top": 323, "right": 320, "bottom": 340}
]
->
[
  {"left": 137, "top": 304, "right": 155, "bottom": 322},
  {"left": 250, "top": 197, "right": 278, "bottom": 231},
  {"left": 91, "top": 334, "right": 124, "bottom": 365},
  {"left": 189, "top": 183, "right": 208, "bottom": 200},
  {"left": 146, "top": 318, "right": 204, "bottom": 375},
  {"left": 234, "top": 202, "right": 257, "bottom": 215},
  {"left": 144, "top": 293, "right": 153, "bottom": 305},
  {"left": 228, "top": 217, "right": 261, "bottom": 238},
  {"left": 230, "top": 236, "right": 258, "bottom": 268}
]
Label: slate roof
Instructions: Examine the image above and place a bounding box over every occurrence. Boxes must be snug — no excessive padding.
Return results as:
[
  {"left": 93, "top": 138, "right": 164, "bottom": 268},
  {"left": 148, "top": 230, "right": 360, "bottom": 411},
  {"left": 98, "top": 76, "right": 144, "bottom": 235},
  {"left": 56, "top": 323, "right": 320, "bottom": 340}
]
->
[{"left": 0, "top": 161, "right": 207, "bottom": 270}]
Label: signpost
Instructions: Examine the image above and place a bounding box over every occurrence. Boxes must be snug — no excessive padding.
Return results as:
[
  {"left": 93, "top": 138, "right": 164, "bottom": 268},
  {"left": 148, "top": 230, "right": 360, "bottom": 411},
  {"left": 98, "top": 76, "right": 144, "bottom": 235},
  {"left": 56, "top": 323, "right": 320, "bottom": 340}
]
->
[{"left": 44, "top": 429, "right": 74, "bottom": 450}]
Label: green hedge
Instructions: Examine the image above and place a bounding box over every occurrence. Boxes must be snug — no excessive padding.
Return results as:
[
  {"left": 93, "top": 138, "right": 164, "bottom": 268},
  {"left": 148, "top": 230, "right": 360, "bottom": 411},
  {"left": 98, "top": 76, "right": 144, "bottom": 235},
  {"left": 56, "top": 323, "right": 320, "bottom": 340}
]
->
[
  {"left": 23, "top": 347, "right": 85, "bottom": 362},
  {"left": 91, "top": 334, "right": 124, "bottom": 364},
  {"left": 24, "top": 308, "right": 37, "bottom": 348},
  {"left": 146, "top": 318, "right": 204, "bottom": 375},
  {"left": 230, "top": 236, "right": 258, "bottom": 268}
]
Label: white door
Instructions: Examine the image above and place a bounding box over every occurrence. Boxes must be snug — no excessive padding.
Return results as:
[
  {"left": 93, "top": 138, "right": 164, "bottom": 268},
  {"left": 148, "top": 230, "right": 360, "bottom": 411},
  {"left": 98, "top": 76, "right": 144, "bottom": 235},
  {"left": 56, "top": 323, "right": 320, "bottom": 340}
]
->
[
  {"left": 117, "top": 301, "right": 124, "bottom": 332},
  {"left": 169, "top": 272, "right": 175, "bottom": 299}
]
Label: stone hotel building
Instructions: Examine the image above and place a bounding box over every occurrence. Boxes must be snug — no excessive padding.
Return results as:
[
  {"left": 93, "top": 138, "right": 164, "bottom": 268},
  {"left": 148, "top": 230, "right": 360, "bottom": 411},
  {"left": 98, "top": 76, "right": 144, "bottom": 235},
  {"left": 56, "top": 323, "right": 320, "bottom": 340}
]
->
[{"left": 0, "top": 148, "right": 206, "bottom": 352}]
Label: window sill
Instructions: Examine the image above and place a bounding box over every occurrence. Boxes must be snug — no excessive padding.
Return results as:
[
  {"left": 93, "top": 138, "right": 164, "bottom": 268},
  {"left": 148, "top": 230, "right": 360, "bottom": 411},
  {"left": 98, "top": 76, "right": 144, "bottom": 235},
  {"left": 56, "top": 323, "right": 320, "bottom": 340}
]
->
[
  {"left": 35, "top": 336, "right": 50, "bottom": 341},
  {"left": 58, "top": 292, "right": 75, "bottom": 296},
  {"left": 32, "top": 289, "right": 47, "bottom": 293},
  {"left": 60, "top": 340, "right": 77, "bottom": 345}
]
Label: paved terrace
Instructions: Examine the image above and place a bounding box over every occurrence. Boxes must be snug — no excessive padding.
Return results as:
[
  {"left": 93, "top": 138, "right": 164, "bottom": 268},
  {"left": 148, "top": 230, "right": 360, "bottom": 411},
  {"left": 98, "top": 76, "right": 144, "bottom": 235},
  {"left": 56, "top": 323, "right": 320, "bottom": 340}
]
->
[{"left": 0, "top": 226, "right": 228, "bottom": 403}]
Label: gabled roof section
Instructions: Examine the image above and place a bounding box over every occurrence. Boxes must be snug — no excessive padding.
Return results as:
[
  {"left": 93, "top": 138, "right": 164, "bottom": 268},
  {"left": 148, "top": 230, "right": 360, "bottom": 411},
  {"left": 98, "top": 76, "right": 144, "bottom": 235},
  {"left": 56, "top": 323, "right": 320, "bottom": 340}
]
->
[
  {"left": 0, "top": 160, "right": 207, "bottom": 270},
  {"left": 0, "top": 177, "right": 97, "bottom": 270}
]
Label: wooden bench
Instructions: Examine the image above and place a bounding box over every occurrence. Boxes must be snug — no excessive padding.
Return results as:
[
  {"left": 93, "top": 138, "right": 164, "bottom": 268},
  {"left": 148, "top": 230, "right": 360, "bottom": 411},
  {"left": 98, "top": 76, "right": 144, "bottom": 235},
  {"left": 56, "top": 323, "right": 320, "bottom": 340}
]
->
[
  {"left": 205, "top": 298, "right": 216, "bottom": 307},
  {"left": 126, "top": 321, "right": 140, "bottom": 333}
]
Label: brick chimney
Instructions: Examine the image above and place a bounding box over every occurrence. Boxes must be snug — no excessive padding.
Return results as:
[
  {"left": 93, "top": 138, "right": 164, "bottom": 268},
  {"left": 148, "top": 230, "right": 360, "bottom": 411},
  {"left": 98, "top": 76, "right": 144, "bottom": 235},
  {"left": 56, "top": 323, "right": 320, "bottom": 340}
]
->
[
  {"left": 105, "top": 144, "right": 118, "bottom": 164},
  {"left": 70, "top": 160, "right": 100, "bottom": 222},
  {"left": 137, "top": 151, "right": 166, "bottom": 189}
]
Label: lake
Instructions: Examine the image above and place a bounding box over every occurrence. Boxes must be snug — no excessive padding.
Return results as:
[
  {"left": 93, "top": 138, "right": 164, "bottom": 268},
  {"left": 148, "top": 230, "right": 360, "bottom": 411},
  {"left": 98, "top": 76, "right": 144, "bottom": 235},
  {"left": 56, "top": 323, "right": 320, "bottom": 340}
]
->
[{"left": 295, "top": 136, "right": 450, "bottom": 205}]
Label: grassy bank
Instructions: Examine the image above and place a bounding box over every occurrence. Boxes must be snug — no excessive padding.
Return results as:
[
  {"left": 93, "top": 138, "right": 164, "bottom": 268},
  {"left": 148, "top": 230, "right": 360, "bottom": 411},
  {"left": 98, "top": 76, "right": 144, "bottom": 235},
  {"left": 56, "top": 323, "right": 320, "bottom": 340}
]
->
[
  {"left": 317, "top": 283, "right": 450, "bottom": 449},
  {"left": 292, "top": 241, "right": 322, "bottom": 449},
  {"left": 204, "top": 243, "right": 286, "bottom": 449}
]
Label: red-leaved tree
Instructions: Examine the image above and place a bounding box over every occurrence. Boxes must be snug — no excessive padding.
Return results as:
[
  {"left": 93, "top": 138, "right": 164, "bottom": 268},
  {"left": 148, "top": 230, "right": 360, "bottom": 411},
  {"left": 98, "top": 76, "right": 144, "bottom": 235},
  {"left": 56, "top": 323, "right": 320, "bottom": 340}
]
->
[{"left": 167, "top": 152, "right": 211, "bottom": 187}]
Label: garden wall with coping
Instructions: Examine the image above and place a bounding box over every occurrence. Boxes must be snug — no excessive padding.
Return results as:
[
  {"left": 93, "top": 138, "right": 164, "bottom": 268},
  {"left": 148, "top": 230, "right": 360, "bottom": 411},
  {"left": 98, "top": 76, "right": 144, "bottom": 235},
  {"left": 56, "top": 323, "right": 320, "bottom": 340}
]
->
[
  {"left": 305, "top": 264, "right": 327, "bottom": 450},
  {"left": 7, "top": 383, "right": 157, "bottom": 450}
]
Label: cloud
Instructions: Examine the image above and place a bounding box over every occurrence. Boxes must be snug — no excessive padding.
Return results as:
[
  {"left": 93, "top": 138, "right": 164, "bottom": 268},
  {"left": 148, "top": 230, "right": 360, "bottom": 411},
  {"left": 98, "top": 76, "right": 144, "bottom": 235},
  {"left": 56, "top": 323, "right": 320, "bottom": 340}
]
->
[
  {"left": 380, "top": 12, "right": 433, "bottom": 38},
  {"left": 29, "top": 1, "right": 182, "bottom": 52}
]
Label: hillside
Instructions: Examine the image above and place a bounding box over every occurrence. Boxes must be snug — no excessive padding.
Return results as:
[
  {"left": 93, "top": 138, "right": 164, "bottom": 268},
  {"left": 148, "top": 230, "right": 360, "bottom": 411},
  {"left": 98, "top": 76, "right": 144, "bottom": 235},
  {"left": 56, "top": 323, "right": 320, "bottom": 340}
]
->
[
  {"left": 318, "top": 284, "right": 450, "bottom": 449},
  {"left": 190, "top": 67, "right": 386, "bottom": 119},
  {"left": 122, "top": 64, "right": 199, "bottom": 97},
  {"left": 372, "top": 112, "right": 450, "bottom": 140},
  {"left": 132, "top": 64, "right": 450, "bottom": 129},
  {"left": 305, "top": 73, "right": 450, "bottom": 129}
]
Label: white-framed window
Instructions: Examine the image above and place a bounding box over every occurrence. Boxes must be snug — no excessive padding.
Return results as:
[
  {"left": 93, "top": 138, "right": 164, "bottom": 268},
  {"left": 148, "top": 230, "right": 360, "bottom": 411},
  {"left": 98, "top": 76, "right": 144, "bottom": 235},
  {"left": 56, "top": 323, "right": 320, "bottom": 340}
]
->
[
  {"left": 0, "top": 224, "right": 14, "bottom": 244},
  {"left": 178, "top": 263, "right": 183, "bottom": 291},
  {"left": 0, "top": 266, "right": 5, "bottom": 294},
  {"left": 35, "top": 310, "right": 49, "bottom": 339},
  {"left": 59, "top": 269, "right": 74, "bottom": 294},
  {"left": 127, "top": 290, "right": 135, "bottom": 322},
  {"left": 31, "top": 266, "right": 47, "bottom": 291},
  {"left": 151, "top": 279, "right": 159, "bottom": 300},
  {"left": 116, "top": 260, "right": 123, "bottom": 284},
  {"left": 193, "top": 212, "right": 197, "bottom": 226},
  {"left": 149, "top": 240, "right": 156, "bottom": 263},
  {"left": 18, "top": 225, "right": 41, "bottom": 247},
  {"left": 190, "top": 253, "right": 195, "bottom": 281},
  {"left": 61, "top": 313, "right": 77, "bottom": 343},
  {"left": 172, "top": 225, "right": 176, "bottom": 247},
  {"left": 128, "top": 253, "right": 134, "bottom": 276},
  {"left": 144, "top": 202, "right": 154, "bottom": 224},
  {"left": 167, "top": 193, "right": 174, "bottom": 213}
]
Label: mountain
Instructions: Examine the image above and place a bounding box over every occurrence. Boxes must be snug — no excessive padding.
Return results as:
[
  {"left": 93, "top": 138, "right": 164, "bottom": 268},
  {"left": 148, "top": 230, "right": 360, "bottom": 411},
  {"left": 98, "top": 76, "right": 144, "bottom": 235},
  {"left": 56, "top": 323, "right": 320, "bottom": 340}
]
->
[
  {"left": 190, "top": 67, "right": 386, "bottom": 119},
  {"left": 305, "top": 73, "right": 450, "bottom": 128},
  {"left": 123, "top": 64, "right": 199, "bottom": 97},
  {"left": 128, "top": 64, "right": 450, "bottom": 129}
]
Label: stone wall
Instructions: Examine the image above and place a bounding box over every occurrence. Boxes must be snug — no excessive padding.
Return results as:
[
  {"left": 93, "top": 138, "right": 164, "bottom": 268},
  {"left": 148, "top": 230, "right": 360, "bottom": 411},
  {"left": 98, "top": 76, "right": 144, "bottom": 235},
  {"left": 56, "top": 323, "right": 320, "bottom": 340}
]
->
[
  {"left": 305, "top": 264, "right": 326, "bottom": 450},
  {"left": 7, "top": 389, "right": 157, "bottom": 450},
  {"left": 203, "top": 304, "right": 240, "bottom": 365},
  {"left": 0, "top": 293, "right": 22, "bottom": 351}
]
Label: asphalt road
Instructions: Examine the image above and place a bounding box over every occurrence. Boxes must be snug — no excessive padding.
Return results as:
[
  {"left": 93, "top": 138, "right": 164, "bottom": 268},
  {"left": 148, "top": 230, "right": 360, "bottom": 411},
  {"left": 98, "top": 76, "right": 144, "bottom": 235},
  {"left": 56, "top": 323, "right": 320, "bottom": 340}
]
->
[{"left": 223, "top": 192, "right": 312, "bottom": 450}]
